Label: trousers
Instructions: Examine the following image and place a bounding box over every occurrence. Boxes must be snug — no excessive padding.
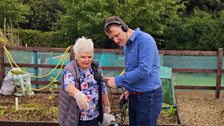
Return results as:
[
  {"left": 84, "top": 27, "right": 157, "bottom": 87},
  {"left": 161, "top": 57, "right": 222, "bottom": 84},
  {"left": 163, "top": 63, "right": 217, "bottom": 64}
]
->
[{"left": 128, "top": 87, "right": 163, "bottom": 126}]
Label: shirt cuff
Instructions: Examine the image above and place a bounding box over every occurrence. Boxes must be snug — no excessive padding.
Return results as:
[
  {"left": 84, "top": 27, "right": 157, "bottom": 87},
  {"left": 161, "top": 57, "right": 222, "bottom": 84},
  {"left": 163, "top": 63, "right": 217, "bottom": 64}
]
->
[{"left": 115, "top": 76, "right": 124, "bottom": 87}]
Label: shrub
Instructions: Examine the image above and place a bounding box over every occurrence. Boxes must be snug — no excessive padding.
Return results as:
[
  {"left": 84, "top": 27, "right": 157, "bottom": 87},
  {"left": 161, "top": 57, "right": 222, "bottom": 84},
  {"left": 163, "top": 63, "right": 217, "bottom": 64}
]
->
[{"left": 13, "top": 29, "right": 69, "bottom": 47}]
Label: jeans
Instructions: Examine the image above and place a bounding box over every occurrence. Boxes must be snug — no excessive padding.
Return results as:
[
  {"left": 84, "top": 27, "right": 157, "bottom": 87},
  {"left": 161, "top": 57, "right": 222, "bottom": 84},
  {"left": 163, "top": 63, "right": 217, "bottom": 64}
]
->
[
  {"left": 78, "top": 117, "right": 99, "bottom": 126},
  {"left": 128, "top": 87, "right": 163, "bottom": 126}
]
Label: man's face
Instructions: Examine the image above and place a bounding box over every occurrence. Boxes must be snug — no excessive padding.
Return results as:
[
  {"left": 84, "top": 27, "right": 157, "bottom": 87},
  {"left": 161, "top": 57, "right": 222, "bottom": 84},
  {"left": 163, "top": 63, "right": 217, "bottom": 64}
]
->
[{"left": 106, "top": 26, "right": 127, "bottom": 47}]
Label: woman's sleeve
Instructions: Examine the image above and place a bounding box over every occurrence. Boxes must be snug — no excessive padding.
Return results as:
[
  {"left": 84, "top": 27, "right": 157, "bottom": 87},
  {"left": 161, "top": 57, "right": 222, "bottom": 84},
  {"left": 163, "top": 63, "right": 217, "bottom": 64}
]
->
[{"left": 63, "top": 70, "right": 76, "bottom": 90}]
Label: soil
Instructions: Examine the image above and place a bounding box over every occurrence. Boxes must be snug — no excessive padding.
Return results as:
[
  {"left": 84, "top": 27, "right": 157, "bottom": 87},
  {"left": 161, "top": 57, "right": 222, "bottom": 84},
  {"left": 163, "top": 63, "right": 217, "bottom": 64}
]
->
[
  {"left": 0, "top": 93, "right": 58, "bottom": 122},
  {"left": 0, "top": 91, "right": 224, "bottom": 126}
]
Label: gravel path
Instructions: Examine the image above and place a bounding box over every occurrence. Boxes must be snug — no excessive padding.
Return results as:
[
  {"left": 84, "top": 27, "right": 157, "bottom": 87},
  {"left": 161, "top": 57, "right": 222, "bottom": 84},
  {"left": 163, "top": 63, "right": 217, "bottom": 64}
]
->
[{"left": 176, "top": 91, "right": 224, "bottom": 126}]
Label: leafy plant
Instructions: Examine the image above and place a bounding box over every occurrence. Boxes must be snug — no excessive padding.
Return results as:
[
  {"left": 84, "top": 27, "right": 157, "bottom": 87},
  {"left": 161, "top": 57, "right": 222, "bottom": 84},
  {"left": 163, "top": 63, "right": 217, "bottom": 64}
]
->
[
  {"left": 0, "top": 108, "right": 6, "bottom": 116},
  {"left": 162, "top": 103, "right": 177, "bottom": 117},
  {"left": 48, "top": 77, "right": 59, "bottom": 106},
  {"left": 166, "top": 106, "right": 177, "bottom": 117}
]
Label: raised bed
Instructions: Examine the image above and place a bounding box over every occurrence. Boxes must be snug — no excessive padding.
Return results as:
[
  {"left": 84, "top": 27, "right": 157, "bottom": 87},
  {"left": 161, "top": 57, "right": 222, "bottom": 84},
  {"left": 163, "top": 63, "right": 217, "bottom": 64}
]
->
[{"left": 0, "top": 93, "right": 185, "bottom": 126}]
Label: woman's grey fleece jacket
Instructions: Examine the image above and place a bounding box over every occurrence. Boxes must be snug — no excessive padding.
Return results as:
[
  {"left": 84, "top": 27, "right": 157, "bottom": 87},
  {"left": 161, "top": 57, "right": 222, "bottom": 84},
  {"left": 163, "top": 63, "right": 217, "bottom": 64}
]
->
[{"left": 58, "top": 60, "right": 100, "bottom": 126}]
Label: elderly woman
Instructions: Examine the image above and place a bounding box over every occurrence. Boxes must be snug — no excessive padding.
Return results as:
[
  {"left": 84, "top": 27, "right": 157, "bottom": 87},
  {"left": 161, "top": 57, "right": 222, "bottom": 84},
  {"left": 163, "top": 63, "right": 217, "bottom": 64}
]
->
[{"left": 58, "top": 37, "right": 110, "bottom": 126}]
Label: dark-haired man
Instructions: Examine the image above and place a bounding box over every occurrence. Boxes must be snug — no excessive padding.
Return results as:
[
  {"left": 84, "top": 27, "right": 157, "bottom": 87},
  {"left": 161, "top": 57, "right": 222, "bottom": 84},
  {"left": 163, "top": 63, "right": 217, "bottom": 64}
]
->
[{"left": 104, "top": 16, "right": 163, "bottom": 126}]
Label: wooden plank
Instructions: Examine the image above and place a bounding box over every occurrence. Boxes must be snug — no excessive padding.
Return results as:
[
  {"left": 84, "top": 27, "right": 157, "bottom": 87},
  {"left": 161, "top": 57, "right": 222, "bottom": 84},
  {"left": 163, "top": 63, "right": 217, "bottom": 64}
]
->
[
  {"left": 0, "top": 120, "right": 183, "bottom": 126},
  {"left": 4, "top": 63, "right": 65, "bottom": 68},
  {"left": 5, "top": 47, "right": 217, "bottom": 56},
  {"left": 5, "top": 46, "right": 66, "bottom": 52},
  {"left": 31, "top": 83, "right": 224, "bottom": 91},
  {"left": 95, "top": 49, "right": 123, "bottom": 54},
  {"left": 174, "top": 85, "right": 224, "bottom": 90},
  {"left": 172, "top": 68, "right": 217, "bottom": 73},
  {"left": 0, "top": 119, "right": 183, "bottom": 126},
  {"left": 69, "top": 46, "right": 75, "bottom": 61},
  {"left": 159, "top": 124, "right": 185, "bottom": 126},
  {"left": 102, "top": 66, "right": 123, "bottom": 70},
  {"left": 0, "top": 120, "right": 58, "bottom": 126},
  {"left": 159, "top": 50, "right": 217, "bottom": 56},
  {"left": 4, "top": 63, "right": 124, "bottom": 70},
  {"left": 110, "top": 124, "right": 185, "bottom": 126},
  {"left": 0, "top": 44, "right": 5, "bottom": 87},
  {"left": 6, "top": 46, "right": 122, "bottom": 54},
  {"left": 175, "top": 95, "right": 185, "bottom": 126},
  {"left": 33, "top": 90, "right": 59, "bottom": 94},
  {"left": 31, "top": 80, "right": 60, "bottom": 85},
  {"left": 216, "top": 48, "right": 223, "bottom": 98}
]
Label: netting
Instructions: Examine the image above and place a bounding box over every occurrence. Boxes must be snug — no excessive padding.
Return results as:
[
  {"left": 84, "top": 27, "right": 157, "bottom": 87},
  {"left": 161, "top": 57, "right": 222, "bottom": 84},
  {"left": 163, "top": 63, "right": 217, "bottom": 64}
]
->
[
  {"left": 5, "top": 50, "right": 224, "bottom": 104},
  {"left": 3, "top": 50, "right": 176, "bottom": 105},
  {"left": 163, "top": 55, "right": 219, "bottom": 69},
  {"left": 162, "top": 55, "right": 224, "bottom": 87}
]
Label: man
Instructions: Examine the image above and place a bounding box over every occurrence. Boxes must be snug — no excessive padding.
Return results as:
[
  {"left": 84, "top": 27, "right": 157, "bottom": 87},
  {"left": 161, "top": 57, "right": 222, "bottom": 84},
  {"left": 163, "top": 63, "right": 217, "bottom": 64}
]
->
[{"left": 104, "top": 16, "right": 163, "bottom": 126}]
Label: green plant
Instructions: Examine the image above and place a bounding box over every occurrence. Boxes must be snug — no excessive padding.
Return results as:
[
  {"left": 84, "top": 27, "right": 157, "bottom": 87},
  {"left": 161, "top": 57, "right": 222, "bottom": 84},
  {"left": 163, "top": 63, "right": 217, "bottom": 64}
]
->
[
  {"left": 166, "top": 106, "right": 177, "bottom": 117},
  {"left": 0, "top": 108, "right": 6, "bottom": 116},
  {"left": 162, "top": 103, "right": 177, "bottom": 117},
  {"left": 48, "top": 77, "right": 59, "bottom": 106}
]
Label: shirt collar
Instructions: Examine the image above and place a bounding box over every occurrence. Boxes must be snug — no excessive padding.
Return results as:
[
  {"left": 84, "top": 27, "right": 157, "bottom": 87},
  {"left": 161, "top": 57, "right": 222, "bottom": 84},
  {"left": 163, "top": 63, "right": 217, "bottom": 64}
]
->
[{"left": 126, "top": 28, "right": 141, "bottom": 45}]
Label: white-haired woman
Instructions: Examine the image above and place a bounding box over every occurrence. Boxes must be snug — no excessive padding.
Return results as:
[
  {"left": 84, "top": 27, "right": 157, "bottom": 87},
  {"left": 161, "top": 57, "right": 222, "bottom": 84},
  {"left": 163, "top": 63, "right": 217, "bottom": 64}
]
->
[{"left": 58, "top": 37, "right": 110, "bottom": 126}]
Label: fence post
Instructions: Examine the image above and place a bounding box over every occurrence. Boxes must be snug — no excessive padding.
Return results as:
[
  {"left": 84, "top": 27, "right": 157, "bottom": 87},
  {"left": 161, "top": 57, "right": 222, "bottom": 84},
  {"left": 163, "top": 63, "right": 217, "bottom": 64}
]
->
[
  {"left": 69, "top": 45, "right": 74, "bottom": 61},
  {"left": 216, "top": 48, "right": 223, "bottom": 99},
  {"left": 33, "top": 51, "right": 39, "bottom": 89},
  {"left": 3, "top": 17, "right": 6, "bottom": 35},
  {"left": 0, "top": 44, "right": 5, "bottom": 87}
]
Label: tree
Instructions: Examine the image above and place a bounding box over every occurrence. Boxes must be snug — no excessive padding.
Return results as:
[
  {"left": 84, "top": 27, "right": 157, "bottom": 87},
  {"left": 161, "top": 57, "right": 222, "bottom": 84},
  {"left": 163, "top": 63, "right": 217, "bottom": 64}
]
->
[
  {"left": 0, "top": 30, "right": 9, "bottom": 45},
  {"left": 19, "top": 0, "right": 64, "bottom": 31},
  {"left": 164, "top": 8, "right": 224, "bottom": 50},
  {"left": 182, "top": 0, "right": 224, "bottom": 14},
  {"left": 60, "top": 0, "right": 109, "bottom": 47},
  {"left": 60, "top": 0, "right": 184, "bottom": 48},
  {"left": 0, "top": 0, "right": 29, "bottom": 28}
]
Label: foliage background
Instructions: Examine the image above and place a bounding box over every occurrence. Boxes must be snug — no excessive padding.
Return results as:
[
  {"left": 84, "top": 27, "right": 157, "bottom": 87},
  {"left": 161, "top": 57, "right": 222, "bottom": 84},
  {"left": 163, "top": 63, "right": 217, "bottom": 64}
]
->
[{"left": 0, "top": 0, "right": 223, "bottom": 50}]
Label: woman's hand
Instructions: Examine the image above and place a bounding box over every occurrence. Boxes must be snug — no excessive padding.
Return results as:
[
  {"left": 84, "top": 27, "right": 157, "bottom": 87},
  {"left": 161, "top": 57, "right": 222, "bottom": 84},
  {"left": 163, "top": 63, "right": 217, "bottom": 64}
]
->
[
  {"left": 73, "top": 91, "right": 90, "bottom": 111},
  {"left": 103, "top": 106, "right": 111, "bottom": 114}
]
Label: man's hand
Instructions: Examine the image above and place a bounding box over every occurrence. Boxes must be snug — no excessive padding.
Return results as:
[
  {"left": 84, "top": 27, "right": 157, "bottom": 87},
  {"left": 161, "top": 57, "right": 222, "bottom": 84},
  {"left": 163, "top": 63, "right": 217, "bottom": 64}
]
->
[
  {"left": 119, "top": 90, "right": 128, "bottom": 110},
  {"left": 104, "top": 77, "right": 116, "bottom": 88},
  {"left": 73, "top": 91, "right": 90, "bottom": 111},
  {"left": 119, "top": 90, "right": 128, "bottom": 101}
]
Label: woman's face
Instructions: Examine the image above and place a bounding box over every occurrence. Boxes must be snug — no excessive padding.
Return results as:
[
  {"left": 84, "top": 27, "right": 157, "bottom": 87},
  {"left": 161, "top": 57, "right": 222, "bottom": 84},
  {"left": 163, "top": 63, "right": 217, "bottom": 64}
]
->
[{"left": 76, "top": 52, "right": 93, "bottom": 70}]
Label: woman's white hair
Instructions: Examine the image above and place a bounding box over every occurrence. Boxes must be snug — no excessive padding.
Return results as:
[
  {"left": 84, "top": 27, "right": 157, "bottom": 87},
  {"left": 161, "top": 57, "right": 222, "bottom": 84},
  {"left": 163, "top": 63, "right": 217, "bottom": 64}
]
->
[{"left": 73, "top": 36, "right": 94, "bottom": 58}]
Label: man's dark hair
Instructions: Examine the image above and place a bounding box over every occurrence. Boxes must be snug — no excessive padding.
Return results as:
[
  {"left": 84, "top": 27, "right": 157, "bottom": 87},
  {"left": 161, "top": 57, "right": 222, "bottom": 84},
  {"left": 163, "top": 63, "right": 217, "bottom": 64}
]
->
[{"left": 104, "top": 16, "right": 129, "bottom": 33}]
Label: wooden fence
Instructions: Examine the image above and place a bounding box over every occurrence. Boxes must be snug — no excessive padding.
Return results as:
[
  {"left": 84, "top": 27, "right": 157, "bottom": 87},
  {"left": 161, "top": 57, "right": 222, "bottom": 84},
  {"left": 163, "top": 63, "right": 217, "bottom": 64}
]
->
[
  {"left": 160, "top": 48, "right": 224, "bottom": 98},
  {"left": 0, "top": 45, "right": 223, "bottom": 98}
]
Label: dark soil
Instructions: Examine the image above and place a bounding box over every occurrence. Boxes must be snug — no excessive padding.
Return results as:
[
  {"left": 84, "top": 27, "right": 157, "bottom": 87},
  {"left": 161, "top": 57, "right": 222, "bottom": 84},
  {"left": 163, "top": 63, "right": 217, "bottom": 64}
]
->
[
  {"left": 2, "top": 91, "right": 223, "bottom": 126},
  {"left": 0, "top": 93, "right": 177, "bottom": 125},
  {"left": 0, "top": 92, "right": 224, "bottom": 126},
  {"left": 0, "top": 93, "right": 58, "bottom": 122}
]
